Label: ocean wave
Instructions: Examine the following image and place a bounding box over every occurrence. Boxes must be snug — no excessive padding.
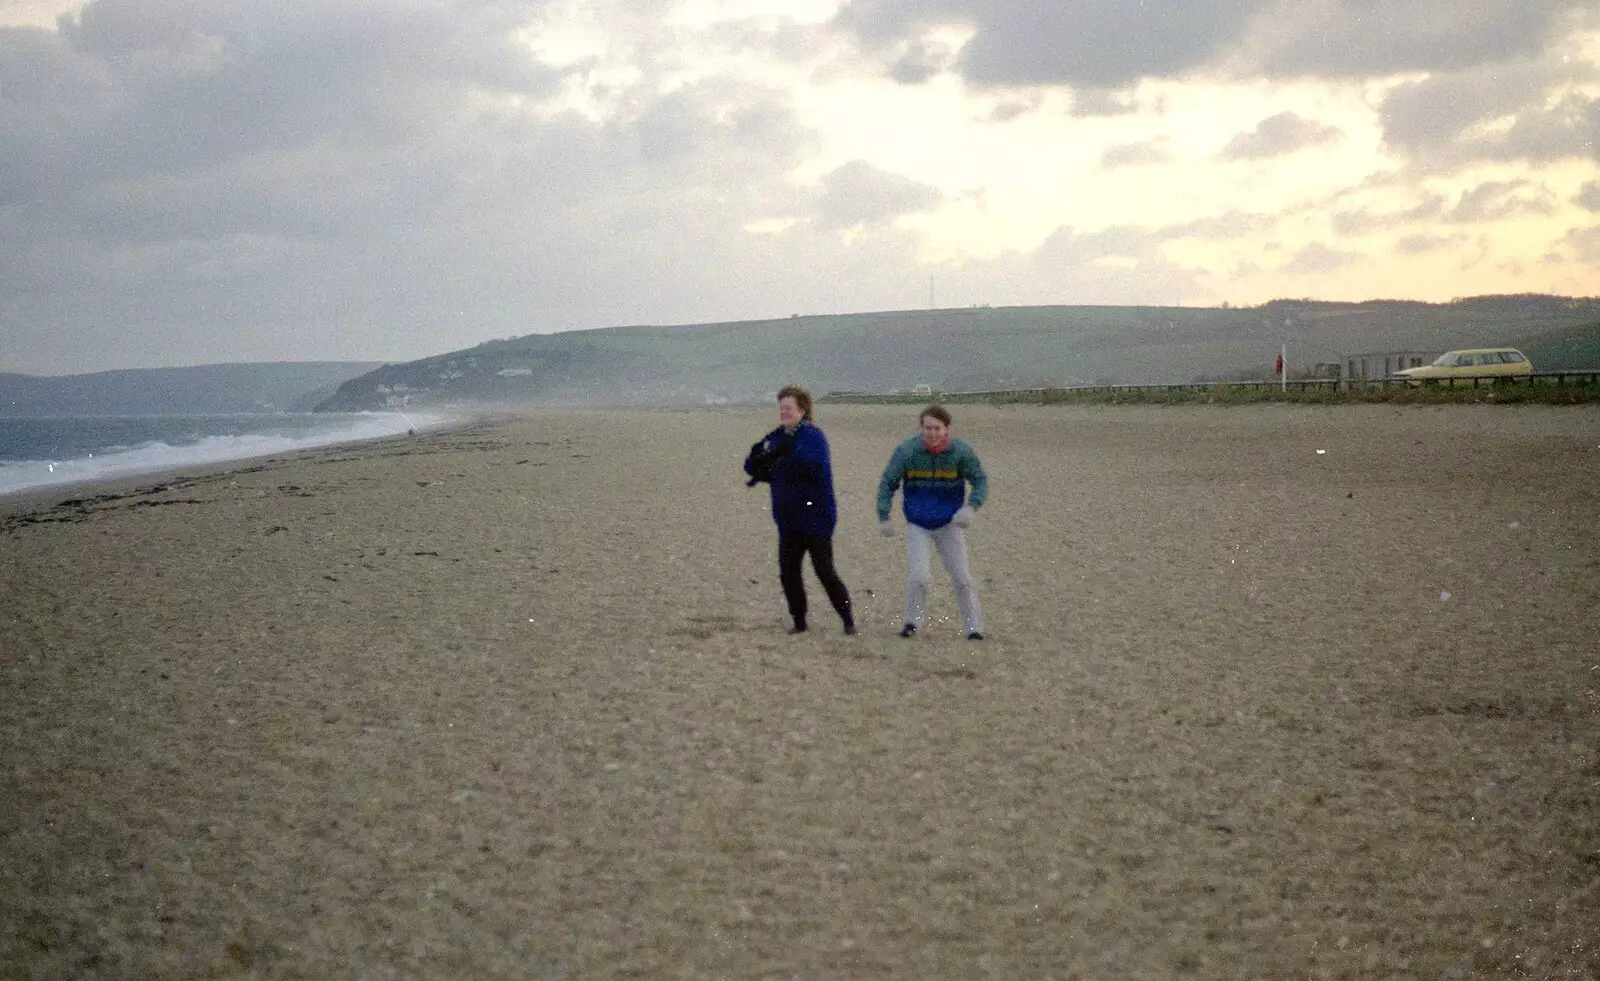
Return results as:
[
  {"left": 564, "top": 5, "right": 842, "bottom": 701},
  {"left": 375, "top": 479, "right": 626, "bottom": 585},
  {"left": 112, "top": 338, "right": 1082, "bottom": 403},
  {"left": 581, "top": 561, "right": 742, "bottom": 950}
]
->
[{"left": 0, "top": 413, "right": 445, "bottom": 497}]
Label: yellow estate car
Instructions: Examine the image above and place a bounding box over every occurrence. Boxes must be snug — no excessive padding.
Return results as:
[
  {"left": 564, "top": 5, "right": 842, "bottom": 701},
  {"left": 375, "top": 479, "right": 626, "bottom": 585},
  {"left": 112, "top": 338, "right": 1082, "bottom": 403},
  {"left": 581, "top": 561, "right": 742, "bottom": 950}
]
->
[{"left": 1395, "top": 348, "right": 1533, "bottom": 382}]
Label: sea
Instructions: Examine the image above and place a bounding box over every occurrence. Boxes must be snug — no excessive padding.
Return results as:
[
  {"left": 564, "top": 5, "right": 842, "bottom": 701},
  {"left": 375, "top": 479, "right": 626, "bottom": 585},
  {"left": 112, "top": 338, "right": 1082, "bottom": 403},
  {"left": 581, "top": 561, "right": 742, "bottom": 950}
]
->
[{"left": 0, "top": 412, "right": 443, "bottom": 498}]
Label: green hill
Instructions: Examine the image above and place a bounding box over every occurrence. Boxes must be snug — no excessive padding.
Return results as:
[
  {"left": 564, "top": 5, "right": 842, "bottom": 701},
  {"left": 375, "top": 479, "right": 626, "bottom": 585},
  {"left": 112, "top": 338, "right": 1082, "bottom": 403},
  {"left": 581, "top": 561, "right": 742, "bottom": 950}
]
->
[
  {"left": 1518, "top": 319, "right": 1600, "bottom": 370},
  {"left": 313, "top": 295, "right": 1600, "bottom": 410}
]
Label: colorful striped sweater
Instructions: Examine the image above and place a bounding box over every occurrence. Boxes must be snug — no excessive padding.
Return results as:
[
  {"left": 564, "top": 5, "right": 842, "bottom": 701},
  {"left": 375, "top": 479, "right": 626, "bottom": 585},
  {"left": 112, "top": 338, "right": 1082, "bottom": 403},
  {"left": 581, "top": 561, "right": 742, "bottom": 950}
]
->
[{"left": 876, "top": 436, "right": 988, "bottom": 530}]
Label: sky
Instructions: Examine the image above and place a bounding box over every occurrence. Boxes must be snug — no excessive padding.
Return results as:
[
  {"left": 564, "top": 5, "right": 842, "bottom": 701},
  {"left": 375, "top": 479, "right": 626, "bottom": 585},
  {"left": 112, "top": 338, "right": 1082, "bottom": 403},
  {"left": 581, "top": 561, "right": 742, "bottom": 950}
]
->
[{"left": 1, "top": 0, "right": 1597, "bottom": 375}]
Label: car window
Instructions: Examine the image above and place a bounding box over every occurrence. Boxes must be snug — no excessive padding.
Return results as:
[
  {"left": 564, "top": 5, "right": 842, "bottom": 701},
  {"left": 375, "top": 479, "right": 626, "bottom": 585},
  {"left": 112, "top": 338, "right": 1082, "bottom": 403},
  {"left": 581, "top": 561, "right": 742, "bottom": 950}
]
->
[
  {"left": 1477, "top": 353, "right": 1500, "bottom": 365},
  {"left": 1499, "top": 351, "right": 1526, "bottom": 363},
  {"left": 1455, "top": 355, "right": 1475, "bottom": 366}
]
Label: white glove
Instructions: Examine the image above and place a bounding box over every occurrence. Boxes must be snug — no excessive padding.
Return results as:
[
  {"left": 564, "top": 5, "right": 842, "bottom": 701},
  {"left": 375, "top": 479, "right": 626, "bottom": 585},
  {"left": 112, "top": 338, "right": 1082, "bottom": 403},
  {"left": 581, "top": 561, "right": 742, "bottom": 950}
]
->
[
  {"left": 879, "top": 519, "right": 896, "bottom": 538},
  {"left": 952, "top": 505, "right": 976, "bottom": 528}
]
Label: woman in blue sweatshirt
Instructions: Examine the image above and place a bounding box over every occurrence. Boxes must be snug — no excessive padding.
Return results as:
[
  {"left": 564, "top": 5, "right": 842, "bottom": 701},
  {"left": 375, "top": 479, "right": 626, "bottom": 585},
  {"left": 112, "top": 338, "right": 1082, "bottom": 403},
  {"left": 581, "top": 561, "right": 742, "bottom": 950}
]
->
[{"left": 745, "top": 386, "right": 855, "bottom": 635}]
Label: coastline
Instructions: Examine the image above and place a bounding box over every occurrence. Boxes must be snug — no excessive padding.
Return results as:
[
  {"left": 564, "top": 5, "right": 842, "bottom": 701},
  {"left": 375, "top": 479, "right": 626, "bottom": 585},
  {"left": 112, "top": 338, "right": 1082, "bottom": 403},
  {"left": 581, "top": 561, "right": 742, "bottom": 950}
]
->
[
  {"left": 3, "top": 403, "right": 1597, "bottom": 978},
  {"left": 0, "top": 411, "right": 470, "bottom": 505}
]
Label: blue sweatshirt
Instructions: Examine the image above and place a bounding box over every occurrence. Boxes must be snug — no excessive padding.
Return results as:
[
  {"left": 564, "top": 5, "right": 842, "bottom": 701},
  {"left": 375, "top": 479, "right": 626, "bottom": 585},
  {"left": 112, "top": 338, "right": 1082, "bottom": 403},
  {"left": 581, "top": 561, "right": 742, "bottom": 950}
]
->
[
  {"left": 747, "top": 421, "right": 839, "bottom": 536},
  {"left": 876, "top": 436, "right": 988, "bottom": 530}
]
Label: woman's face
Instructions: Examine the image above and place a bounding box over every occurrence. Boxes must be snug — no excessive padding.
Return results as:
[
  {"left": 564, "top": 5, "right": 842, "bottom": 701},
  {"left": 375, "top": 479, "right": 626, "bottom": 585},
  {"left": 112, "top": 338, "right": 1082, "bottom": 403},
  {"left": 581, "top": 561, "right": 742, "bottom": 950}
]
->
[
  {"left": 778, "top": 396, "right": 804, "bottom": 430},
  {"left": 921, "top": 415, "right": 949, "bottom": 445}
]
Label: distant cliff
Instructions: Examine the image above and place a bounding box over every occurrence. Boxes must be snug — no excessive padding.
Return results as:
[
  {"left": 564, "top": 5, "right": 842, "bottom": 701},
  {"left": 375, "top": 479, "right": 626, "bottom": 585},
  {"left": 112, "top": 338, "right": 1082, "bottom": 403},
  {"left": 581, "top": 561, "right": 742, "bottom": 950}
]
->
[
  {"left": 0, "top": 362, "right": 383, "bottom": 417},
  {"left": 314, "top": 296, "right": 1600, "bottom": 411}
]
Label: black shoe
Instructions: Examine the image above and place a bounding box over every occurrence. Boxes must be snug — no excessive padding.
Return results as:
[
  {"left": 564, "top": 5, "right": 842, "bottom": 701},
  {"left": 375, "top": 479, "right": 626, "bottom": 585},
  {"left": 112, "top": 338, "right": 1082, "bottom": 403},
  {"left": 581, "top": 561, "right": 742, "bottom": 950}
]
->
[
  {"left": 843, "top": 624, "right": 857, "bottom": 636},
  {"left": 787, "top": 624, "right": 808, "bottom": 635},
  {"left": 966, "top": 631, "right": 984, "bottom": 641},
  {"left": 899, "top": 623, "right": 917, "bottom": 638}
]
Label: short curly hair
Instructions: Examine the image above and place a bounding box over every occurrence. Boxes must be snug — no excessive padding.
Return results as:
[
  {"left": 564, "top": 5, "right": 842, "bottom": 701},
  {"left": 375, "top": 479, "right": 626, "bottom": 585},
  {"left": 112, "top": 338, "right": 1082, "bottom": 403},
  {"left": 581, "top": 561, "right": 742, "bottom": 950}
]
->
[
  {"left": 777, "top": 385, "right": 814, "bottom": 420},
  {"left": 920, "top": 404, "right": 951, "bottom": 426}
]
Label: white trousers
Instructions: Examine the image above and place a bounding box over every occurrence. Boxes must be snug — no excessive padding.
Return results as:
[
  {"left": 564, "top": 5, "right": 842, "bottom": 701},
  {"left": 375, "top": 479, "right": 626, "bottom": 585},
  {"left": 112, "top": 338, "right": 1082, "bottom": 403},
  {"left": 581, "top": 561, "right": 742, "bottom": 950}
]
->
[{"left": 904, "top": 522, "right": 982, "bottom": 634}]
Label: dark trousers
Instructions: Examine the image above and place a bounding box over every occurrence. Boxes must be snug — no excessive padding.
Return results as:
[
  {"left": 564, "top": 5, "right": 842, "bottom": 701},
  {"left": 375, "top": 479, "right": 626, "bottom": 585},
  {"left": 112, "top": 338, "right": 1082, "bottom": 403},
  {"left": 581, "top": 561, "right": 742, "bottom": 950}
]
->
[{"left": 778, "top": 532, "right": 853, "bottom": 628}]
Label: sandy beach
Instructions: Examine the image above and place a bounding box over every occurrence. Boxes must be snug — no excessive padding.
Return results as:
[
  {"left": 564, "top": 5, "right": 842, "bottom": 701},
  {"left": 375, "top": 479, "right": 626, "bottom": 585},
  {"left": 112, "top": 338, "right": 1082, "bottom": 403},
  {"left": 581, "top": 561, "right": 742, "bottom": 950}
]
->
[{"left": 2, "top": 403, "right": 1597, "bottom": 979}]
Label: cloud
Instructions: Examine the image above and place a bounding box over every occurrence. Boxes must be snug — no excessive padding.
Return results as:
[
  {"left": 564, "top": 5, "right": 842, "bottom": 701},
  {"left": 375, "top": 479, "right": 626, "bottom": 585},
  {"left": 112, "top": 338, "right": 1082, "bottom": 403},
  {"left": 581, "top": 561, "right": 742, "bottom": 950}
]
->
[
  {"left": 985, "top": 97, "right": 1038, "bottom": 122},
  {"left": 1396, "top": 233, "right": 1462, "bottom": 254},
  {"left": 0, "top": 2, "right": 563, "bottom": 203},
  {"left": 1221, "top": 111, "right": 1342, "bottom": 160},
  {"left": 1564, "top": 225, "right": 1600, "bottom": 263},
  {"left": 1101, "top": 140, "right": 1173, "bottom": 168},
  {"left": 832, "top": 0, "right": 1260, "bottom": 88},
  {"left": 885, "top": 36, "right": 957, "bottom": 85},
  {"left": 813, "top": 160, "right": 943, "bottom": 229},
  {"left": 832, "top": 0, "right": 1588, "bottom": 88},
  {"left": 1002, "top": 224, "right": 1205, "bottom": 302},
  {"left": 1157, "top": 211, "right": 1279, "bottom": 241},
  {"left": 1445, "top": 181, "right": 1556, "bottom": 223},
  {"left": 1282, "top": 243, "right": 1361, "bottom": 274},
  {"left": 1379, "top": 57, "right": 1600, "bottom": 167},
  {"left": 1331, "top": 194, "right": 1446, "bottom": 235},
  {"left": 1576, "top": 181, "right": 1600, "bottom": 212},
  {"left": 1071, "top": 89, "right": 1145, "bottom": 118},
  {"left": 0, "top": 1, "right": 84, "bottom": 28},
  {"left": 1485, "top": 92, "right": 1600, "bottom": 163},
  {"left": 1072, "top": 224, "right": 1165, "bottom": 257},
  {"left": 1237, "top": 0, "right": 1582, "bottom": 79}
]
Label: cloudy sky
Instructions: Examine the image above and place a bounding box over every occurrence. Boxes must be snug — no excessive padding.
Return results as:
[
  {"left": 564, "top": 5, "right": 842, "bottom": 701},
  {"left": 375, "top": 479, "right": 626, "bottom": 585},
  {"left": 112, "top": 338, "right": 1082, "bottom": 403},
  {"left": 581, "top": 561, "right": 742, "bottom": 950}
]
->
[{"left": 2, "top": 0, "right": 1597, "bottom": 375}]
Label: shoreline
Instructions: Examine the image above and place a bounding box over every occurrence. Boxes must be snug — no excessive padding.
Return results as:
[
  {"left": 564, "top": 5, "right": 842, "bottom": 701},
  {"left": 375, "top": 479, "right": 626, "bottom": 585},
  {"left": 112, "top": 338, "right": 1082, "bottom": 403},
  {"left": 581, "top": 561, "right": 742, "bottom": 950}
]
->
[{"left": 0, "top": 411, "right": 471, "bottom": 505}]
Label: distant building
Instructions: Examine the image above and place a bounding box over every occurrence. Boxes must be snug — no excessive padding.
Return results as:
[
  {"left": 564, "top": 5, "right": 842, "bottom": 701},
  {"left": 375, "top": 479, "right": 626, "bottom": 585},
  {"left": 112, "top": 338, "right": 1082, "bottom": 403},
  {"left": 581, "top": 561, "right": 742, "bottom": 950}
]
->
[{"left": 1343, "top": 350, "right": 1436, "bottom": 381}]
